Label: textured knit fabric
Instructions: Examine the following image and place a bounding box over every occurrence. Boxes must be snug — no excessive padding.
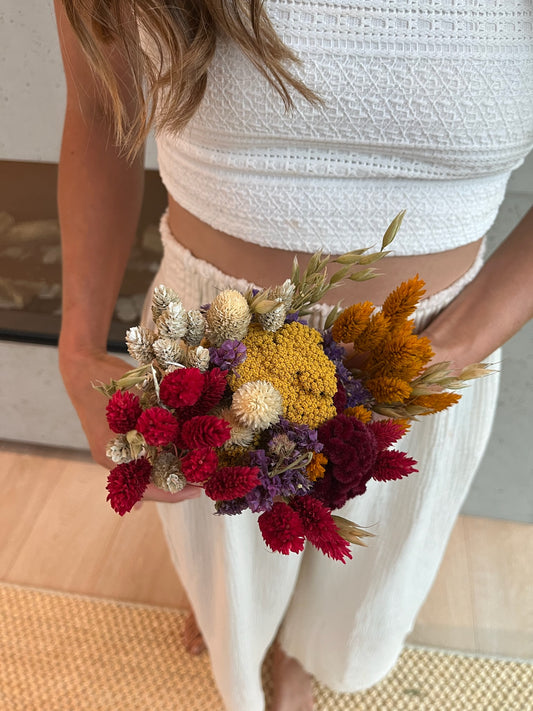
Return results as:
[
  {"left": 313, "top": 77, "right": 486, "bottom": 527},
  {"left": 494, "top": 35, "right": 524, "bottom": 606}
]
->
[
  {"left": 151, "top": 0, "right": 533, "bottom": 255},
  {"left": 140, "top": 211, "right": 501, "bottom": 711}
]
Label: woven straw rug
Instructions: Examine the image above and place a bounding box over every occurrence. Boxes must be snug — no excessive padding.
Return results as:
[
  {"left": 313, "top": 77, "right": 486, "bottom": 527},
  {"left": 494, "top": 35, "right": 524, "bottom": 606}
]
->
[{"left": 1, "top": 582, "right": 531, "bottom": 711}]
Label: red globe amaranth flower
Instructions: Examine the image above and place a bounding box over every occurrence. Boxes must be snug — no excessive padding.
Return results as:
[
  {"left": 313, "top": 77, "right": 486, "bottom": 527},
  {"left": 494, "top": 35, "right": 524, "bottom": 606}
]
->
[
  {"left": 194, "top": 367, "right": 227, "bottom": 414},
  {"left": 181, "top": 448, "right": 219, "bottom": 483},
  {"left": 291, "top": 496, "right": 352, "bottom": 563},
  {"left": 204, "top": 466, "right": 260, "bottom": 501},
  {"left": 136, "top": 406, "right": 179, "bottom": 446},
  {"left": 258, "top": 502, "right": 305, "bottom": 555},
  {"left": 368, "top": 419, "right": 406, "bottom": 450},
  {"left": 106, "top": 390, "right": 142, "bottom": 434},
  {"left": 106, "top": 458, "right": 152, "bottom": 516},
  {"left": 159, "top": 368, "right": 205, "bottom": 409},
  {"left": 179, "top": 415, "right": 231, "bottom": 449},
  {"left": 176, "top": 367, "right": 228, "bottom": 420},
  {"left": 372, "top": 449, "right": 418, "bottom": 481}
]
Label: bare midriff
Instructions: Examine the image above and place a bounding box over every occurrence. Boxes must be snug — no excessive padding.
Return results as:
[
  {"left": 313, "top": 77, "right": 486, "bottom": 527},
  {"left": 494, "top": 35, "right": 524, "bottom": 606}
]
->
[{"left": 168, "top": 196, "right": 484, "bottom": 306}]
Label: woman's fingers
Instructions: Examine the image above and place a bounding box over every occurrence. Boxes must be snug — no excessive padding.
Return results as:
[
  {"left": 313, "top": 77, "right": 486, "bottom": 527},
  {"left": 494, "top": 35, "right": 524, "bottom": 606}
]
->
[{"left": 142, "top": 482, "right": 202, "bottom": 504}]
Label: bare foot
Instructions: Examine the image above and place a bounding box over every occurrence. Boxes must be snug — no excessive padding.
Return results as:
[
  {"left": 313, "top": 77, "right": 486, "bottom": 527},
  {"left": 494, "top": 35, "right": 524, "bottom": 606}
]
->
[
  {"left": 182, "top": 610, "right": 206, "bottom": 655},
  {"left": 271, "top": 642, "right": 314, "bottom": 711}
]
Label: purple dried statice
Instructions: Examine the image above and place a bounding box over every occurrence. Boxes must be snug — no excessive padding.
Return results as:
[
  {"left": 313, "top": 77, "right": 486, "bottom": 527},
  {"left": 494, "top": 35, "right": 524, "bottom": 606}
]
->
[
  {"left": 285, "top": 311, "right": 309, "bottom": 326},
  {"left": 209, "top": 340, "right": 247, "bottom": 372},
  {"left": 215, "top": 498, "right": 249, "bottom": 516},
  {"left": 322, "top": 330, "right": 370, "bottom": 408},
  {"left": 275, "top": 419, "right": 323, "bottom": 454}
]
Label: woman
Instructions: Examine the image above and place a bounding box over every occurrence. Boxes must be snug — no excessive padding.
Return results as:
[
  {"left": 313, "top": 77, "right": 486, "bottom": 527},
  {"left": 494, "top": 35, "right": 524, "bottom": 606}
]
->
[{"left": 55, "top": 1, "right": 533, "bottom": 709}]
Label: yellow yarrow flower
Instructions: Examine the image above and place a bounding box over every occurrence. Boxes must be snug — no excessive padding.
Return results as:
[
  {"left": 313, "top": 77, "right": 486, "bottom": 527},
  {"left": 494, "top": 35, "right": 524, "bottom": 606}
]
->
[{"left": 229, "top": 321, "right": 337, "bottom": 429}]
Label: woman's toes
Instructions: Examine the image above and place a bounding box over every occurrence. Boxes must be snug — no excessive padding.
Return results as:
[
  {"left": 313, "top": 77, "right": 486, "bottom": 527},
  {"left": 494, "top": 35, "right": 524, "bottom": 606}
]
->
[{"left": 183, "top": 610, "right": 207, "bottom": 655}]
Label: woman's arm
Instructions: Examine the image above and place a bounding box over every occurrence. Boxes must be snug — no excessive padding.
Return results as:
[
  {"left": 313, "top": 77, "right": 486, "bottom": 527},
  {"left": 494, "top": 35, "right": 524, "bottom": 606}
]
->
[
  {"left": 55, "top": 0, "right": 144, "bottom": 359},
  {"left": 54, "top": 1, "right": 200, "bottom": 502},
  {"left": 421, "top": 206, "right": 533, "bottom": 371}
]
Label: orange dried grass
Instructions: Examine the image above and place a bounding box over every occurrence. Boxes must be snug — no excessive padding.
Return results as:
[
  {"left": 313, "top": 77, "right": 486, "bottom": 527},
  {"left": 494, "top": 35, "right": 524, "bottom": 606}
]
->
[
  {"left": 381, "top": 275, "right": 426, "bottom": 328},
  {"left": 366, "top": 332, "right": 434, "bottom": 381},
  {"left": 365, "top": 376, "right": 413, "bottom": 404},
  {"left": 410, "top": 392, "right": 461, "bottom": 414},
  {"left": 344, "top": 405, "right": 373, "bottom": 423},
  {"left": 331, "top": 301, "right": 374, "bottom": 344},
  {"left": 352, "top": 312, "right": 390, "bottom": 353}
]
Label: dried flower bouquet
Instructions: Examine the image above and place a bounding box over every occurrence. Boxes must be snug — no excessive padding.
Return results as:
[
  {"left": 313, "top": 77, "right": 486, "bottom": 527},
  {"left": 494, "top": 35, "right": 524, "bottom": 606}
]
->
[{"left": 95, "top": 212, "right": 491, "bottom": 563}]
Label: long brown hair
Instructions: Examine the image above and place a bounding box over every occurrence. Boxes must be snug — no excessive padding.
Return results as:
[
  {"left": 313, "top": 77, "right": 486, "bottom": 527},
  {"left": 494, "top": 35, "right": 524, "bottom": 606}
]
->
[{"left": 62, "top": 0, "right": 320, "bottom": 162}]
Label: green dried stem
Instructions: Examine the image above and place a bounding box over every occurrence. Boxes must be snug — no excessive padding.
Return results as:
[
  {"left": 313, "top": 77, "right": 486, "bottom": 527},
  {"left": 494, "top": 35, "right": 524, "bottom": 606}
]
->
[
  {"left": 411, "top": 361, "right": 494, "bottom": 392},
  {"left": 324, "top": 303, "right": 343, "bottom": 330},
  {"left": 92, "top": 363, "right": 155, "bottom": 397},
  {"left": 269, "top": 451, "right": 313, "bottom": 477},
  {"left": 381, "top": 209, "right": 406, "bottom": 249},
  {"left": 372, "top": 403, "right": 429, "bottom": 419}
]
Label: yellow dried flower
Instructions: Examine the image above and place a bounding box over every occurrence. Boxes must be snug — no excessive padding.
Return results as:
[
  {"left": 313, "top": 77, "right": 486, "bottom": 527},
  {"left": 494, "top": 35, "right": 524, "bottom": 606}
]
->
[
  {"left": 395, "top": 418, "right": 412, "bottom": 434},
  {"left": 231, "top": 380, "right": 284, "bottom": 430},
  {"left": 352, "top": 312, "right": 390, "bottom": 353},
  {"left": 306, "top": 452, "right": 328, "bottom": 481},
  {"left": 344, "top": 405, "right": 373, "bottom": 423},
  {"left": 365, "top": 332, "right": 434, "bottom": 382},
  {"left": 409, "top": 392, "right": 461, "bottom": 414},
  {"left": 206, "top": 289, "right": 252, "bottom": 346},
  {"left": 365, "top": 376, "right": 413, "bottom": 403},
  {"left": 381, "top": 275, "right": 426, "bottom": 328},
  {"left": 230, "top": 322, "right": 337, "bottom": 429},
  {"left": 331, "top": 301, "right": 375, "bottom": 344}
]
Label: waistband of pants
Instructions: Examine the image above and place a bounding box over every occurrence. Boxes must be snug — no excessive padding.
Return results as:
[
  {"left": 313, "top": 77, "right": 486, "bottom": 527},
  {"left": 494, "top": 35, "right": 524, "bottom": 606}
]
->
[{"left": 157, "top": 208, "right": 486, "bottom": 332}]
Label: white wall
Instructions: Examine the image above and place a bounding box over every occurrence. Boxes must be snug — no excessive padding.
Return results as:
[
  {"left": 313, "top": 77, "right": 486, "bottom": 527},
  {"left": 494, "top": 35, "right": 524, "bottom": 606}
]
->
[{"left": 0, "top": 0, "right": 158, "bottom": 167}]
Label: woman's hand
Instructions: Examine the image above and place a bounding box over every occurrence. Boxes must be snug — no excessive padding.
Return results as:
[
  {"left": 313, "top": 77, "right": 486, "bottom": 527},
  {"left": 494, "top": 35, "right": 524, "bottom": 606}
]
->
[{"left": 59, "top": 348, "right": 201, "bottom": 504}]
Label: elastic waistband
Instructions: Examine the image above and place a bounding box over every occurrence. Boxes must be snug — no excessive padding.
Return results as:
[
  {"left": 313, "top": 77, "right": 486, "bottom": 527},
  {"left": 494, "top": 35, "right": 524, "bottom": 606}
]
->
[{"left": 158, "top": 209, "right": 485, "bottom": 332}]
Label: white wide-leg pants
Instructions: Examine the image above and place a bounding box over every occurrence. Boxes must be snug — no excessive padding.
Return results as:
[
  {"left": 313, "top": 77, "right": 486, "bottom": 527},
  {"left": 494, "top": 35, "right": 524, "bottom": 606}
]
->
[{"left": 141, "top": 211, "right": 501, "bottom": 711}]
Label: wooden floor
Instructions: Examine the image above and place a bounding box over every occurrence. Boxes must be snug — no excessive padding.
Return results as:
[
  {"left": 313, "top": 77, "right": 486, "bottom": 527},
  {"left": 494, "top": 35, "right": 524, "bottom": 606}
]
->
[{"left": 1, "top": 441, "right": 531, "bottom": 660}]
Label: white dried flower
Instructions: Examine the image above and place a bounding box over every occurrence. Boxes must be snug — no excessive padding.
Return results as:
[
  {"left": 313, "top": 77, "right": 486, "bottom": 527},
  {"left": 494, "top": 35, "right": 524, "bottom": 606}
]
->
[
  {"left": 156, "top": 301, "right": 188, "bottom": 339},
  {"left": 151, "top": 284, "right": 181, "bottom": 322},
  {"left": 151, "top": 452, "right": 186, "bottom": 493},
  {"left": 125, "top": 326, "right": 155, "bottom": 365},
  {"left": 186, "top": 345, "right": 210, "bottom": 372},
  {"left": 153, "top": 337, "right": 186, "bottom": 370},
  {"left": 219, "top": 408, "right": 255, "bottom": 448},
  {"left": 257, "top": 302, "right": 286, "bottom": 332},
  {"left": 271, "top": 279, "right": 296, "bottom": 310},
  {"left": 106, "top": 434, "right": 133, "bottom": 464},
  {"left": 206, "top": 289, "right": 252, "bottom": 346},
  {"left": 185, "top": 310, "right": 206, "bottom": 346},
  {"left": 231, "top": 380, "right": 283, "bottom": 430}
]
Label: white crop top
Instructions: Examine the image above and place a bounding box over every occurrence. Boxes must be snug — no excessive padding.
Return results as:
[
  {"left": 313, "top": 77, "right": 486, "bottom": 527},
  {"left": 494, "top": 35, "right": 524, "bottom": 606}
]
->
[{"left": 150, "top": 1, "right": 533, "bottom": 255}]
